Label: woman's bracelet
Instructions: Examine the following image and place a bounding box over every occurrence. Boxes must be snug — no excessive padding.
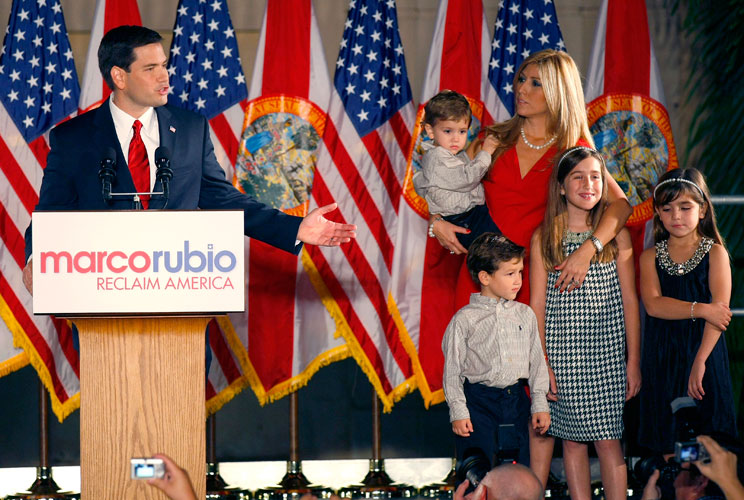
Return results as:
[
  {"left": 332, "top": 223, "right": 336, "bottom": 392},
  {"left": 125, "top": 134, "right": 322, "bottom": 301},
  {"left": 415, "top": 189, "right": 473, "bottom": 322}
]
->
[
  {"left": 428, "top": 215, "right": 443, "bottom": 238},
  {"left": 691, "top": 301, "right": 697, "bottom": 322}
]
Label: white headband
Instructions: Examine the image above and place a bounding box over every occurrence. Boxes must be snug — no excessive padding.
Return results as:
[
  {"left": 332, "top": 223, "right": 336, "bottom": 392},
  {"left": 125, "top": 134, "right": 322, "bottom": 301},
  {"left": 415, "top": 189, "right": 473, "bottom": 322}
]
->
[
  {"left": 653, "top": 177, "right": 705, "bottom": 200},
  {"left": 557, "top": 146, "right": 606, "bottom": 170}
]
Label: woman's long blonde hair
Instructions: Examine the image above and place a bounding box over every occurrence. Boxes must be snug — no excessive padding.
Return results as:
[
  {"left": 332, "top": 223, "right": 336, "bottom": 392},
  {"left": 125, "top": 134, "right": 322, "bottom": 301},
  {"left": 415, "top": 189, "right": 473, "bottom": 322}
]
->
[{"left": 487, "top": 50, "right": 594, "bottom": 161}]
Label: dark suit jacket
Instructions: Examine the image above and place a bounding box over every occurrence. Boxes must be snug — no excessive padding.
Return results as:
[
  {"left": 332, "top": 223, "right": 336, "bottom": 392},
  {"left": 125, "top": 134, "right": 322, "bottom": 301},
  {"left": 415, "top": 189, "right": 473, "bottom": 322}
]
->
[{"left": 25, "top": 99, "right": 302, "bottom": 260}]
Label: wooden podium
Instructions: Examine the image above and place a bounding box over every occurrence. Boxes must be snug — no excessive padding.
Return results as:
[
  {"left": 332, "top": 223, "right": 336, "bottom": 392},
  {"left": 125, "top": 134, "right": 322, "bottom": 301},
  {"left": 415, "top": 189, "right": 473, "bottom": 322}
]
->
[
  {"left": 33, "top": 211, "right": 245, "bottom": 499},
  {"left": 76, "top": 317, "right": 209, "bottom": 499}
]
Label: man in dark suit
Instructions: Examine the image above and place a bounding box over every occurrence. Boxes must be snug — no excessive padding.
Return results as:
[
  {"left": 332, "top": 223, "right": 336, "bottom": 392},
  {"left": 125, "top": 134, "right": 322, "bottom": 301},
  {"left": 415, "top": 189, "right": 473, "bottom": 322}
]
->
[{"left": 23, "top": 25, "right": 355, "bottom": 292}]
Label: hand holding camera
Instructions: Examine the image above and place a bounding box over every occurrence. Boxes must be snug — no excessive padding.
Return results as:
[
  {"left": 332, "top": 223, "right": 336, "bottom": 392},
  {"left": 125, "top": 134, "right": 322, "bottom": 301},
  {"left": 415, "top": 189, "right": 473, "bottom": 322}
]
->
[
  {"left": 675, "top": 439, "right": 709, "bottom": 464},
  {"left": 131, "top": 457, "right": 165, "bottom": 479},
  {"left": 694, "top": 435, "right": 744, "bottom": 499},
  {"left": 137, "top": 453, "right": 197, "bottom": 500}
]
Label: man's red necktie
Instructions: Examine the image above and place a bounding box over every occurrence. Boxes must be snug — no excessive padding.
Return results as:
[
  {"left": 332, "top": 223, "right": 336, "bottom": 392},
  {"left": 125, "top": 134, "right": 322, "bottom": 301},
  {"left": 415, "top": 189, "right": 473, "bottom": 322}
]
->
[{"left": 128, "top": 119, "right": 150, "bottom": 209}]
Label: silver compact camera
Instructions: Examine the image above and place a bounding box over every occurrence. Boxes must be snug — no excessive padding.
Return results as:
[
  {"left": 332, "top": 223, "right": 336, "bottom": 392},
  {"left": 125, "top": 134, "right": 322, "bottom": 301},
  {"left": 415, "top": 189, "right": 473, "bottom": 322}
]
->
[
  {"left": 674, "top": 440, "right": 710, "bottom": 463},
  {"left": 130, "top": 457, "right": 165, "bottom": 480}
]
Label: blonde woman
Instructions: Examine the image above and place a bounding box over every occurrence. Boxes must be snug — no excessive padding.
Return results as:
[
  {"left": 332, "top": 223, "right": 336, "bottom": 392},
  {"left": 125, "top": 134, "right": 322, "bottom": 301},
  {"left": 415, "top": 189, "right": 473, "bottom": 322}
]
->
[
  {"left": 430, "top": 49, "right": 631, "bottom": 304},
  {"left": 429, "top": 49, "right": 632, "bottom": 486}
]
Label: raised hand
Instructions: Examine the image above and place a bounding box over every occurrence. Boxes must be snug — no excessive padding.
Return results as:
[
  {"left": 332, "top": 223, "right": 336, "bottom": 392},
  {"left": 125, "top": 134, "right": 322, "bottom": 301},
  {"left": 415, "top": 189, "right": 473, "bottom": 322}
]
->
[{"left": 297, "top": 203, "right": 357, "bottom": 247}]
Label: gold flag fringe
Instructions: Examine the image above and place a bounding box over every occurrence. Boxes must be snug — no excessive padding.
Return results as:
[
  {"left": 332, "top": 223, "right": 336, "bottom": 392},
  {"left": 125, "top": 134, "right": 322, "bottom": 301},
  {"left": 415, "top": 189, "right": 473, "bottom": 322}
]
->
[{"left": 301, "top": 249, "right": 417, "bottom": 412}]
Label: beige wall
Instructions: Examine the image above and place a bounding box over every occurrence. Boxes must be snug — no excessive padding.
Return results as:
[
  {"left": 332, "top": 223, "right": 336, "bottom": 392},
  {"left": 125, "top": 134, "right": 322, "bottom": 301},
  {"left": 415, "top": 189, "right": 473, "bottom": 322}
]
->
[{"left": 0, "top": 0, "right": 692, "bottom": 154}]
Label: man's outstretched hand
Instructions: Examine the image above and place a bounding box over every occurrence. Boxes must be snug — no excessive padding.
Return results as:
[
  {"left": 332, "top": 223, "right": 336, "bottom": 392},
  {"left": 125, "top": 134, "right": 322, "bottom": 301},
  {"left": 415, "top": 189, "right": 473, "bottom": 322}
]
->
[{"left": 297, "top": 203, "right": 357, "bottom": 246}]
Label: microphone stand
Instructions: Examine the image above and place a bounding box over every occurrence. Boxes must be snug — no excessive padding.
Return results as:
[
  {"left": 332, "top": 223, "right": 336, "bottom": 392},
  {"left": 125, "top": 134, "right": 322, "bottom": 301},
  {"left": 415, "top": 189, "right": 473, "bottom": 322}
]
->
[
  {"left": 106, "top": 189, "right": 167, "bottom": 210},
  {"left": 99, "top": 149, "right": 172, "bottom": 209}
]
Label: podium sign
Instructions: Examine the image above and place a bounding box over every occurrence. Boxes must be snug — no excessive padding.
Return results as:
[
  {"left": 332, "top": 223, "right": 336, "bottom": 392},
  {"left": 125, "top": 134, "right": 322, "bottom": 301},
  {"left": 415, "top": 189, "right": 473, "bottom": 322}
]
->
[
  {"left": 31, "top": 210, "right": 248, "bottom": 498},
  {"left": 32, "top": 210, "right": 245, "bottom": 315}
]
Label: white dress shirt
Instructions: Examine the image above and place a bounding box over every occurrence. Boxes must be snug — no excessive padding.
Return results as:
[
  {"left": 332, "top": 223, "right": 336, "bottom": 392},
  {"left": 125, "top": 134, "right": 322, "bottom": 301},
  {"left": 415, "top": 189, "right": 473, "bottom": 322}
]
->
[
  {"left": 109, "top": 98, "right": 159, "bottom": 190},
  {"left": 442, "top": 293, "right": 550, "bottom": 422}
]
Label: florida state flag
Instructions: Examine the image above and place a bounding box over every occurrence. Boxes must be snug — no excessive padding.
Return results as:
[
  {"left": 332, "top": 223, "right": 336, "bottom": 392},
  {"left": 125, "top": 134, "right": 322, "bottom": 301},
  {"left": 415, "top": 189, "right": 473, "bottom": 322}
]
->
[
  {"left": 585, "top": 0, "right": 679, "bottom": 258},
  {"left": 389, "top": 0, "right": 492, "bottom": 408},
  {"left": 229, "top": 0, "right": 349, "bottom": 405}
]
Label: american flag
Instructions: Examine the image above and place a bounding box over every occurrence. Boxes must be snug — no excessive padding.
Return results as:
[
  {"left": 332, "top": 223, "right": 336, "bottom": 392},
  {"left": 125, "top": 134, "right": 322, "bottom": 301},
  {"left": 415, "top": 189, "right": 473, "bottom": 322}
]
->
[
  {"left": 309, "top": 0, "right": 417, "bottom": 409},
  {"left": 166, "top": 0, "right": 250, "bottom": 414},
  {"left": 485, "top": 0, "right": 565, "bottom": 121},
  {"left": 0, "top": 0, "right": 79, "bottom": 141},
  {"left": 333, "top": 0, "right": 413, "bottom": 142},
  {"left": 167, "top": 0, "right": 248, "bottom": 179},
  {"left": 0, "top": 0, "right": 81, "bottom": 420}
]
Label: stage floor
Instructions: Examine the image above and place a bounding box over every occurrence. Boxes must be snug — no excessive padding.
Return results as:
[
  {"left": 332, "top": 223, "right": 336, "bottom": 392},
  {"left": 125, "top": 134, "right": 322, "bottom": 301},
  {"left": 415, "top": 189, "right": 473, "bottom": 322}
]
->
[{"left": 0, "top": 457, "right": 453, "bottom": 496}]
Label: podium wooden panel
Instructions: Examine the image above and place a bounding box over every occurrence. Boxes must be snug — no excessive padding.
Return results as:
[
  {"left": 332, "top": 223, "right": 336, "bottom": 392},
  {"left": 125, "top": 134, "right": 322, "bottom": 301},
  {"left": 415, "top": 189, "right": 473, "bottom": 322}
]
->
[{"left": 76, "top": 317, "right": 209, "bottom": 499}]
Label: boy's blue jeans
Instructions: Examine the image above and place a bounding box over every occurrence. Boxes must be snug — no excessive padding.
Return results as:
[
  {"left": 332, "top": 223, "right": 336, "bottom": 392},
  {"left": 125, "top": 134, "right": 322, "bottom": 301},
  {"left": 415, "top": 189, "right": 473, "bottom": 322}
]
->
[{"left": 455, "top": 379, "right": 531, "bottom": 467}]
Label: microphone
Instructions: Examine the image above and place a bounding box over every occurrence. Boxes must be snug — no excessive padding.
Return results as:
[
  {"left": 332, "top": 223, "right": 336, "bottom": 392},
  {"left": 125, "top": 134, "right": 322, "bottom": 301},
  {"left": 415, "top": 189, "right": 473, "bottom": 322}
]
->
[
  {"left": 155, "top": 146, "right": 173, "bottom": 206},
  {"left": 98, "top": 147, "right": 117, "bottom": 203}
]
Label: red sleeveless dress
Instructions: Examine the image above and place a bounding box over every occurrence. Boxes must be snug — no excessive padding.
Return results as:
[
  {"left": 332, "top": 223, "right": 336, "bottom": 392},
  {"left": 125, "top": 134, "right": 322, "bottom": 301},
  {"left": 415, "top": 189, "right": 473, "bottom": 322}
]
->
[{"left": 455, "top": 141, "right": 586, "bottom": 305}]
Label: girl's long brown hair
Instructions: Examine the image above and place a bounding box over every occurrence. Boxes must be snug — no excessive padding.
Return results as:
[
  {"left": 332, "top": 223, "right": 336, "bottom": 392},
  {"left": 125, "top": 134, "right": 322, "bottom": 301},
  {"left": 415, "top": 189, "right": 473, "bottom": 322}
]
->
[
  {"left": 652, "top": 168, "right": 724, "bottom": 246},
  {"left": 540, "top": 147, "right": 618, "bottom": 270}
]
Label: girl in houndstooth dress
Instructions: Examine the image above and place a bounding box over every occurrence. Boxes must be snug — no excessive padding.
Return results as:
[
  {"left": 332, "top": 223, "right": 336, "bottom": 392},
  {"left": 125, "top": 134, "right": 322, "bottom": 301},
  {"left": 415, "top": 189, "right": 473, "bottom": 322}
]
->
[{"left": 530, "top": 147, "right": 641, "bottom": 500}]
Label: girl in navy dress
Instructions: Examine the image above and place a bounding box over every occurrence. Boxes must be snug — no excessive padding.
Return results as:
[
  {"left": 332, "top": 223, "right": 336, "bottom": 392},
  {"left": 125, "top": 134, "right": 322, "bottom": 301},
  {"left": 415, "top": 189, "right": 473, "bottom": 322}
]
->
[{"left": 639, "top": 168, "right": 735, "bottom": 454}]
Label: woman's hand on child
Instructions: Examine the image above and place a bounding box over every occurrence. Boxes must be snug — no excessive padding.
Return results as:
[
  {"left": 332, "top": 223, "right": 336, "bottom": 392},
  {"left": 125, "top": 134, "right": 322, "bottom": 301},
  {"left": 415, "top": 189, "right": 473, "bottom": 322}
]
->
[
  {"left": 688, "top": 358, "right": 707, "bottom": 400},
  {"left": 626, "top": 361, "right": 642, "bottom": 400},
  {"left": 547, "top": 366, "right": 558, "bottom": 402},
  {"left": 452, "top": 418, "right": 473, "bottom": 437},
  {"left": 532, "top": 412, "right": 550, "bottom": 435},
  {"left": 700, "top": 301, "right": 732, "bottom": 331},
  {"left": 554, "top": 242, "right": 593, "bottom": 292},
  {"left": 431, "top": 216, "right": 470, "bottom": 254}
]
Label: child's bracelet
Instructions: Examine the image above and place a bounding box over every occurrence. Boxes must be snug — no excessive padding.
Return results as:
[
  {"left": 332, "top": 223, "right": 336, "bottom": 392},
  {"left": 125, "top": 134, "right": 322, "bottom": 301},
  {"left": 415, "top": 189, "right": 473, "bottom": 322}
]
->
[{"left": 691, "top": 301, "right": 697, "bottom": 322}]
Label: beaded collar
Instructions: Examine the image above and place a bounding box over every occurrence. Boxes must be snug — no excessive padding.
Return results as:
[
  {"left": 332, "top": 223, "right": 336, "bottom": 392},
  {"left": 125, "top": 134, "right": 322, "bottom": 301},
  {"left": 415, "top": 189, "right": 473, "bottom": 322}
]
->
[
  {"left": 561, "top": 230, "right": 592, "bottom": 251},
  {"left": 656, "top": 237, "right": 714, "bottom": 276}
]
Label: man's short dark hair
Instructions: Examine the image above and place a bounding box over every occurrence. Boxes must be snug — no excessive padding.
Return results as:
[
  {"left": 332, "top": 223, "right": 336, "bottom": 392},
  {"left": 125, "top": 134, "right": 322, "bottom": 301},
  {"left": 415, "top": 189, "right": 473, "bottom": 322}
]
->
[
  {"left": 423, "top": 89, "right": 472, "bottom": 127},
  {"left": 98, "top": 25, "right": 163, "bottom": 91},
  {"left": 466, "top": 233, "right": 524, "bottom": 285}
]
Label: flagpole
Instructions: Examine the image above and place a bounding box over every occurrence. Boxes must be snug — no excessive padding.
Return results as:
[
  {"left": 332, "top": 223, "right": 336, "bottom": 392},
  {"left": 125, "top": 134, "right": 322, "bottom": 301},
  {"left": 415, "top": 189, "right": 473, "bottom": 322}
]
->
[
  {"left": 288, "top": 391, "right": 304, "bottom": 476},
  {"left": 205, "top": 413, "right": 248, "bottom": 498},
  {"left": 5, "top": 381, "right": 77, "bottom": 499},
  {"left": 339, "top": 392, "right": 416, "bottom": 498},
  {"left": 279, "top": 392, "right": 313, "bottom": 490},
  {"left": 255, "top": 391, "right": 333, "bottom": 500}
]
